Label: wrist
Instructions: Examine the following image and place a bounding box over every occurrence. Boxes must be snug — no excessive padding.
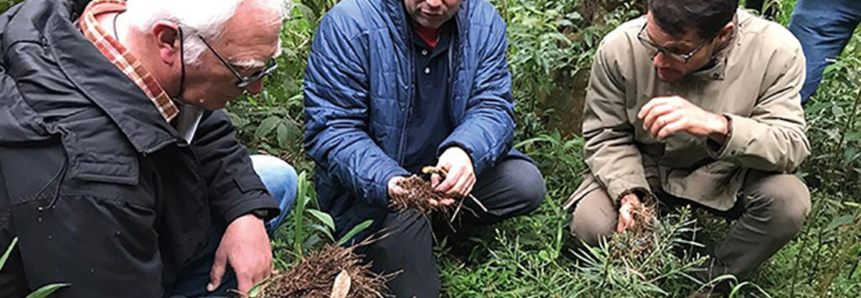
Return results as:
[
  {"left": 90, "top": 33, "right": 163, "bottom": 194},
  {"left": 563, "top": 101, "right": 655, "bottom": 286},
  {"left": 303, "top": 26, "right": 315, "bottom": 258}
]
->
[
  {"left": 443, "top": 146, "right": 468, "bottom": 157},
  {"left": 708, "top": 113, "right": 729, "bottom": 136}
]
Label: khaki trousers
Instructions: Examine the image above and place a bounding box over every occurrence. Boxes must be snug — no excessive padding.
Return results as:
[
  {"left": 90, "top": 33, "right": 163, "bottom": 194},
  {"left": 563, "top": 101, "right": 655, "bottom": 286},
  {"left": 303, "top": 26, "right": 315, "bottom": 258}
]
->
[{"left": 568, "top": 170, "right": 811, "bottom": 279}]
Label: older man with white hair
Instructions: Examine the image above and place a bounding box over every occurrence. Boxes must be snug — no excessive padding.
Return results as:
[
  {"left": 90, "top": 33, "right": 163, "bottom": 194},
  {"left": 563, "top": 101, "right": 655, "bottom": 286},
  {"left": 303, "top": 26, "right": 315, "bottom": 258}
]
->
[{"left": 0, "top": 0, "right": 296, "bottom": 297}]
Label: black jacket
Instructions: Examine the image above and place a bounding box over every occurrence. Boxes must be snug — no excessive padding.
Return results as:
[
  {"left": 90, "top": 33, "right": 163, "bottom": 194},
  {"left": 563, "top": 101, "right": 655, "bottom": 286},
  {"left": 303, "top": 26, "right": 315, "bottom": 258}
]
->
[{"left": 0, "top": 0, "right": 278, "bottom": 296}]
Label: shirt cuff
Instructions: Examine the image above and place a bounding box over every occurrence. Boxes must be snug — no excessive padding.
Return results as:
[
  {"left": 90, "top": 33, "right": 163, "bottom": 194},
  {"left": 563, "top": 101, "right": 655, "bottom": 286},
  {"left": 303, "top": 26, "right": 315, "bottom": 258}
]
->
[
  {"left": 706, "top": 114, "right": 747, "bottom": 160},
  {"left": 605, "top": 176, "right": 652, "bottom": 208}
]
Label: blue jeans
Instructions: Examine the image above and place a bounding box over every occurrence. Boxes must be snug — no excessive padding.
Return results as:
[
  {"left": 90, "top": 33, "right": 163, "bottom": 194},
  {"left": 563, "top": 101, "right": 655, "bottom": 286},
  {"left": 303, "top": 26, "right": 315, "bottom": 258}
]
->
[
  {"left": 165, "top": 155, "right": 298, "bottom": 298},
  {"left": 788, "top": 0, "right": 861, "bottom": 104}
]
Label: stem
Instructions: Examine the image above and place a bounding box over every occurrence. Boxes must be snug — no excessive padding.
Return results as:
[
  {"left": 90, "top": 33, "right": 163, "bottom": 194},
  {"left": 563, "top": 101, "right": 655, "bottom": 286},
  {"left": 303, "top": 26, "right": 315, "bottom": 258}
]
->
[
  {"left": 832, "top": 57, "right": 861, "bottom": 193},
  {"left": 816, "top": 208, "right": 861, "bottom": 295},
  {"left": 849, "top": 254, "right": 860, "bottom": 279},
  {"left": 790, "top": 200, "right": 825, "bottom": 297}
]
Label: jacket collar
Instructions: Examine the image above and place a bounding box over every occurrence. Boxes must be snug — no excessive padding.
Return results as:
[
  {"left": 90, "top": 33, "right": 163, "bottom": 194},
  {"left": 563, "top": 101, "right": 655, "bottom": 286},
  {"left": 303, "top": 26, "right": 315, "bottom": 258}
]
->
[
  {"left": 45, "top": 0, "right": 179, "bottom": 154},
  {"left": 690, "top": 9, "right": 748, "bottom": 81},
  {"left": 383, "top": 0, "right": 470, "bottom": 48}
]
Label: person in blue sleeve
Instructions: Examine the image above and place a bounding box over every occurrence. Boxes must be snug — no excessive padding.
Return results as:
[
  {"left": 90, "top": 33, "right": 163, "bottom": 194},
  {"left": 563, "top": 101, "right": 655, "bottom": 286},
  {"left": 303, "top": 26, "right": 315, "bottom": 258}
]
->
[
  {"left": 303, "top": 0, "right": 546, "bottom": 296},
  {"left": 788, "top": 0, "right": 861, "bottom": 104}
]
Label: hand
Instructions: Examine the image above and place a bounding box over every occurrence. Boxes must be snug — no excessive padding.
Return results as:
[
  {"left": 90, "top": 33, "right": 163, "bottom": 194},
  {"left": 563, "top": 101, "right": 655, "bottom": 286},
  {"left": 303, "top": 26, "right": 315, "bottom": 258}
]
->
[
  {"left": 208, "top": 214, "right": 272, "bottom": 294},
  {"left": 388, "top": 176, "right": 408, "bottom": 198},
  {"left": 637, "top": 96, "right": 729, "bottom": 141},
  {"left": 616, "top": 194, "right": 641, "bottom": 233},
  {"left": 433, "top": 147, "right": 476, "bottom": 198}
]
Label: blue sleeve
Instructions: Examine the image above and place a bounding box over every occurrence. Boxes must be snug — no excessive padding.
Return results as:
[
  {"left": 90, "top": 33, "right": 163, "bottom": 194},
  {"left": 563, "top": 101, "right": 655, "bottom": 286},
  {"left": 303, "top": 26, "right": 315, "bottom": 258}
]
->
[
  {"left": 439, "top": 12, "right": 515, "bottom": 176},
  {"left": 303, "top": 15, "right": 409, "bottom": 209}
]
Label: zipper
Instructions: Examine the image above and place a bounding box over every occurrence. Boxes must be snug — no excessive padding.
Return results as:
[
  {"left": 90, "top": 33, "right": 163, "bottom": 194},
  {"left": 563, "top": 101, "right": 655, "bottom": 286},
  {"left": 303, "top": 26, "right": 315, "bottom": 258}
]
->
[
  {"left": 449, "top": 16, "right": 460, "bottom": 125},
  {"left": 397, "top": 20, "right": 416, "bottom": 165}
]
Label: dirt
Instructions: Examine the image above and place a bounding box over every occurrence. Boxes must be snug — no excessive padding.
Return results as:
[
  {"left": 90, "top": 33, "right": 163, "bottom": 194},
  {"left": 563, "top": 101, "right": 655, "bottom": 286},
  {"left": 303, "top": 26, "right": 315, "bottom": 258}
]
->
[
  {"left": 390, "top": 175, "right": 453, "bottom": 217},
  {"left": 262, "top": 244, "right": 393, "bottom": 298}
]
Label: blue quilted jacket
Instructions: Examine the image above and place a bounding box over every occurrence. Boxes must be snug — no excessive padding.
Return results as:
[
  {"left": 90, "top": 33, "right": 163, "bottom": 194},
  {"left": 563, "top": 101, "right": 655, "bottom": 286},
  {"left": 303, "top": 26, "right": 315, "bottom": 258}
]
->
[{"left": 303, "top": 0, "right": 523, "bottom": 240}]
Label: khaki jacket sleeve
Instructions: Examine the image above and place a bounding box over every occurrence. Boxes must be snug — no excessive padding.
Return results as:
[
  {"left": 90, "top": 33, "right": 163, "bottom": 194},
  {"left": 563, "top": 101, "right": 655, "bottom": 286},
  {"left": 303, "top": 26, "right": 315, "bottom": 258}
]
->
[
  {"left": 583, "top": 45, "right": 650, "bottom": 205},
  {"left": 706, "top": 45, "right": 811, "bottom": 172}
]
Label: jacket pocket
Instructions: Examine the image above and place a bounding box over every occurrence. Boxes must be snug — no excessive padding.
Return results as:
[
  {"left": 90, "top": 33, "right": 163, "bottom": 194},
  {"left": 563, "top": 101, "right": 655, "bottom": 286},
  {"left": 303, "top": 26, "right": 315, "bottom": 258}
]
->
[{"left": 74, "top": 155, "right": 139, "bottom": 185}]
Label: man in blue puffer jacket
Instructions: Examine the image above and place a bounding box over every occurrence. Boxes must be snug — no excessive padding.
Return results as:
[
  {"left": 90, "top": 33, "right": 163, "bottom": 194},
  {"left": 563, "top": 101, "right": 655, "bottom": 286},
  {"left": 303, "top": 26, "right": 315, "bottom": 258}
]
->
[{"left": 303, "top": 0, "right": 546, "bottom": 296}]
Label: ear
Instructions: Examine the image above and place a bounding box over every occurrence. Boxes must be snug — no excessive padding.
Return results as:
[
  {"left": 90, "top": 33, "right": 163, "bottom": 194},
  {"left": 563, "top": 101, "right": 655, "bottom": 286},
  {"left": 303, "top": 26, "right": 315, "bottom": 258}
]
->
[
  {"left": 151, "top": 21, "right": 182, "bottom": 66},
  {"left": 716, "top": 21, "right": 735, "bottom": 44}
]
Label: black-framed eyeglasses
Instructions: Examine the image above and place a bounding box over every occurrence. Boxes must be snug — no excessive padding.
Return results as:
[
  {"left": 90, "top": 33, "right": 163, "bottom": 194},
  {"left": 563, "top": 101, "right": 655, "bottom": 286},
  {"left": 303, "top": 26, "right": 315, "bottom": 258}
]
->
[
  {"left": 637, "top": 22, "right": 711, "bottom": 64},
  {"left": 197, "top": 35, "right": 278, "bottom": 89}
]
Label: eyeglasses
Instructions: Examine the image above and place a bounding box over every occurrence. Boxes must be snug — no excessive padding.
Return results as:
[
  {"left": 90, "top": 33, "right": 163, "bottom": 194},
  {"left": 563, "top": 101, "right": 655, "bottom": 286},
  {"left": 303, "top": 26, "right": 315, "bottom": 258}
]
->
[
  {"left": 197, "top": 35, "right": 278, "bottom": 89},
  {"left": 637, "top": 22, "right": 711, "bottom": 64}
]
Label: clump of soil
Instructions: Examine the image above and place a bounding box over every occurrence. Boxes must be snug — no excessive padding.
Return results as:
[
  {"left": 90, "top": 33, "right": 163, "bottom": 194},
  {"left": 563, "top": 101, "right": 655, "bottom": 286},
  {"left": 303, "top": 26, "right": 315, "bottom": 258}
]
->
[
  {"left": 390, "top": 175, "right": 453, "bottom": 216},
  {"left": 262, "top": 244, "right": 394, "bottom": 298}
]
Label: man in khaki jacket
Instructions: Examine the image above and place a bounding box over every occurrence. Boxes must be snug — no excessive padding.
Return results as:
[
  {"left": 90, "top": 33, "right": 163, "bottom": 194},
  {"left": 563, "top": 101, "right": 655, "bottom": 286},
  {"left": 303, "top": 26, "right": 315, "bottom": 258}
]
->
[{"left": 567, "top": 0, "right": 811, "bottom": 291}]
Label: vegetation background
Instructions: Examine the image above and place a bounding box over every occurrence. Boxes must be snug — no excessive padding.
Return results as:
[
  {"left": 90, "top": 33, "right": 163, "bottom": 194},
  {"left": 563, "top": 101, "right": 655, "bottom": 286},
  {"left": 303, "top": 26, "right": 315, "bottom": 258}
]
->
[{"left": 2, "top": 0, "right": 859, "bottom": 297}]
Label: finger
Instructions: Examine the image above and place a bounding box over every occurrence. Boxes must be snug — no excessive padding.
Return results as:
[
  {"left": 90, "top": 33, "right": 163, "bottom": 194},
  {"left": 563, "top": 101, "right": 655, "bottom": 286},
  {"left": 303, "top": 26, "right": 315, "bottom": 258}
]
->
[
  {"left": 657, "top": 120, "right": 688, "bottom": 139},
  {"left": 431, "top": 174, "right": 442, "bottom": 188},
  {"left": 616, "top": 216, "right": 626, "bottom": 233},
  {"left": 436, "top": 166, "right": 462, "bottom": 193},
  {"left": 436, "top": 158, "right": 453, "bottom": 172},
  {"left": 630, "top": 196, "right": 642, "bottom": 207},
  {"left": 441, "top": 198, "right": 456, "bottom": 206},
  {"left": 649, "top": 112, "right": 684, "bottom": 138},
  {"left": 642, "top": 104, "right": 675, "bottom": 131},
  {"left": 388, "top": 177, "right": 406, "bottom": 197},
  {"left": 207, "top": 253, "right": 227, "bottom": 292},
  {"left": 391, "top": 185, "right": 407, "bottom": 196},
  {"left": 638, "top": 96, "right": 672, "bottom": 119},
  {"left": 616, "top": 211, "right": 626, "bottom": 232},
  {"left": 428, "top": 199, "right": 439, "bottom": 206},
  {"left": 619, "top": 209, "right": 633, "bottom": 231},
  {"left": 618, "top": 217, "right": 631, "bottom": 233},
  {"left": 447, "top": 171, "right": 472, "bottom": 197},
  {"left": 252, "top": 268, "right": 270, "bottom": 290},
  {"left": 237, "top": 273, "right": 253, "bottom": 295},
  {"left": 463, "top": 175, "right": 476, "bottom": 197}
]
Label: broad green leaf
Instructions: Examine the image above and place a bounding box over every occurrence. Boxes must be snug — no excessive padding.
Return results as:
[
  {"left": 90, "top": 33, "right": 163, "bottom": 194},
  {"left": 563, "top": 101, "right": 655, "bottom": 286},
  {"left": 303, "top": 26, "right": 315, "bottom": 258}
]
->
[
  {"left": 254, "top": 116, "right": 281, "bottom": 140},
  {"left": 0, "top": 237, "right": 18, "bottom": 270},
  {"left": 826, "top": 215, "right": 854, "bottom": 231},
  {"left": 302, "top": 233, "right": 323, "bottom": 252},
  {"left": 337, "top": 220, "right": 373, "bottom": 246},
  {"left": 310, "top": 224, "right": 335, "bottom": 242},
  {"left": 25, "top": 283, "right": 71, "bottom": 298},
  {"left": 276, "top": 122, "right": 290, "bottom": 149},
  {"left": 293, "top": 171, "right": 309, "bottom": 257},
  {"left": 307, "top": 209, "right": 335, "bottom": 231},
  {"left": 225, "top": 111, "right": 250, "bottom": 129}
]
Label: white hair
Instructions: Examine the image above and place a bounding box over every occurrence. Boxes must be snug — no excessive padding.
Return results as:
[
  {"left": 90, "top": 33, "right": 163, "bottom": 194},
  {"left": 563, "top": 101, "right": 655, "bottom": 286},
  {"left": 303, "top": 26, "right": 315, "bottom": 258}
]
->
[{"left": 125, "top": 0, "right": 289, "bottom": 65}]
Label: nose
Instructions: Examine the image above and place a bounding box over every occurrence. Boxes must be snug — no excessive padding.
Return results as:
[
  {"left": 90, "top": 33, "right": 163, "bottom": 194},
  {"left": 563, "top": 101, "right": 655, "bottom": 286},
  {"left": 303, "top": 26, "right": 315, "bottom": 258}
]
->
[
  {"left": 244, "top": 80, "right": 265, "bottom": 95},
  {"left": 426, "top": 0, "right": 442, "bottom": 8},
  {"left": 652, "top": 52, "right": 673, "bottom": 69}
]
